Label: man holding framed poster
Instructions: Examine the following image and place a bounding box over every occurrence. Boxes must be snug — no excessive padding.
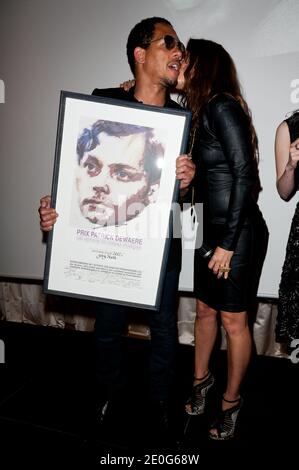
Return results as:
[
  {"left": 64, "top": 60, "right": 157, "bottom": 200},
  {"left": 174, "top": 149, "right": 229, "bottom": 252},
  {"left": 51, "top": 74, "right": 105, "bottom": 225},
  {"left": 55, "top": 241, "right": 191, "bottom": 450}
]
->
[{"left": 39, "top": 17, "right": 194, "bottom": 443}]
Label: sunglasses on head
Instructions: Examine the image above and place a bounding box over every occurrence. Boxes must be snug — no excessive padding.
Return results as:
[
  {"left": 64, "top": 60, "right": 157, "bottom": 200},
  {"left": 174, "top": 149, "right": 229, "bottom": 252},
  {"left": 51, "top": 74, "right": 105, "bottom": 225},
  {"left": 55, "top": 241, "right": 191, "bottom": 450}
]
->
[{"left": 148, "top": 35, "right": 185, "bottom": 54}]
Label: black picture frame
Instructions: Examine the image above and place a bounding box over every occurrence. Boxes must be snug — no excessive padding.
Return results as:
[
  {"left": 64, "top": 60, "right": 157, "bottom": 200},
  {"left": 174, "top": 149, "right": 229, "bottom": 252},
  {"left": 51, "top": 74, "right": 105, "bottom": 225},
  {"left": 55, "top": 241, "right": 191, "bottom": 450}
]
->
[{"left": 43, "top": 91, "right": 191, "bottom": 310}]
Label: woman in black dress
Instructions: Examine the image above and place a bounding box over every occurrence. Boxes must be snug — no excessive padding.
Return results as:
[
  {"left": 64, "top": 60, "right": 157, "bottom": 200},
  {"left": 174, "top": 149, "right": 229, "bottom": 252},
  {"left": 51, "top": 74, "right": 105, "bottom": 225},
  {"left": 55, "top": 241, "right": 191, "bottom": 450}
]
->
[
  {"left": 178, "top": 39, "right": 268, "bottom": 439},
  {"left": 275, "top": 111, "right": 299, "bottom": 350}
]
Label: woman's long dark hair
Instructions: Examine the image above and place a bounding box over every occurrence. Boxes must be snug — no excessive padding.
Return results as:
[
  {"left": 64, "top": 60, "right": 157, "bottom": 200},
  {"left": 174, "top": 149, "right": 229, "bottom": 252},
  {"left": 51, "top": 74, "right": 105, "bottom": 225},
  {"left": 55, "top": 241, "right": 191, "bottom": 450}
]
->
[{"left": 180, "top": 38, "right": 259, "bottom": 163}]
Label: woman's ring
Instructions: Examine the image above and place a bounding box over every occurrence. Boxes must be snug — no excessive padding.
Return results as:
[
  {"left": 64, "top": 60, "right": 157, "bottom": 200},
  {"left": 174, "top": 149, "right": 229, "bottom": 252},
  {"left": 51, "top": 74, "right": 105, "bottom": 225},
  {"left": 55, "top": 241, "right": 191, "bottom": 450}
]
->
[{"left": 219, "top": 266, "right": 231, "bottom": 273}]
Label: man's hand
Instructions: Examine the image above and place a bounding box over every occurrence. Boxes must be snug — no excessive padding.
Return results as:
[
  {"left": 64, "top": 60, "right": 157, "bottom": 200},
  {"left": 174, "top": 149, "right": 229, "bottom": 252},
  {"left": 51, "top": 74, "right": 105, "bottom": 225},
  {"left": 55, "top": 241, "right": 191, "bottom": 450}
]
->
[
  {"left": 38, "top": 195, "right": 58, "bottom": 232},
  {"left": 176, "top": 154, "right": 196, "bottom": 190}
]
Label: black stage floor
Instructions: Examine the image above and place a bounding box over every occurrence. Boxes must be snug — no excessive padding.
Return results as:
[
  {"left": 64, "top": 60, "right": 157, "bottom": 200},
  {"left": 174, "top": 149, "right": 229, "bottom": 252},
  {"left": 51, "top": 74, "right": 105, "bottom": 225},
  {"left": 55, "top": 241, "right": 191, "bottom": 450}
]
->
[{"left": 0, "top": 320, "right": 298, "bottom": 467}]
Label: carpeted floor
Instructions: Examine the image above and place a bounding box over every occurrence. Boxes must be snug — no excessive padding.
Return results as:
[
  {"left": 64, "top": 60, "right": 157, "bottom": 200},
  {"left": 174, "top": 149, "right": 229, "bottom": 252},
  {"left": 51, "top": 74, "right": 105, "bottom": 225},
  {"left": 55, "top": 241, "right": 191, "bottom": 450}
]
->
[{"left": 0, "top": 320, "right": 297, "bottom": 467}]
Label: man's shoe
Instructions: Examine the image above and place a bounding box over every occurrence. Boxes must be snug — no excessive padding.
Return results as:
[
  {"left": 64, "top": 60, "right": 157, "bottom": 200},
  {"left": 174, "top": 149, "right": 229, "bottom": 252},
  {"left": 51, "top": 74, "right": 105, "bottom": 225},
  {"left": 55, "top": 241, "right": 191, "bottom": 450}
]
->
[
  {"left": 151, "top": 400, "right": 170, "bottom": 433},
  {"left": 147, "top": 400, "right": 178, "bottom": 450}
]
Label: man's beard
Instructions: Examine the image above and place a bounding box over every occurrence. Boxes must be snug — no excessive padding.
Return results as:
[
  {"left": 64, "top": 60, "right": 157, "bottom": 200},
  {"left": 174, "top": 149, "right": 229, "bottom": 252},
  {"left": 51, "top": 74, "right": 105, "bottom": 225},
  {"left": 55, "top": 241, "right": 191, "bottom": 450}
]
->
[{"left": 162, "top": 76, "right": 178, "bottom": 89}]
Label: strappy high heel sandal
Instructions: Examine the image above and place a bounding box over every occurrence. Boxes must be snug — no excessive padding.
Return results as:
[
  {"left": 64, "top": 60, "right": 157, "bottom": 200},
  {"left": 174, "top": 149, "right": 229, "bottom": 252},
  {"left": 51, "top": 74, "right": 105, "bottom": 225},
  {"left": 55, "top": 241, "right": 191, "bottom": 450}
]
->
[
  {"left": 209, "top": 395, "right": 243, "bottom": 440},
  {"left": 185, "top": 371, "right": 214, "bottom": 416}
]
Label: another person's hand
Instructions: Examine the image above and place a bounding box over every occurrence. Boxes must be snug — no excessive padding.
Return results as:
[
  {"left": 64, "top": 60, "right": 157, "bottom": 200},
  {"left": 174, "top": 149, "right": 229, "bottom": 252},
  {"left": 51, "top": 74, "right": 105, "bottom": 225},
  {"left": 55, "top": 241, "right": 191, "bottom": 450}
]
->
[
  {"left": 38, "top": 195, "right": 58, "bottom": 232},
  {"left": 176, "top": 154, "right": 196, "bottom": 190},
  {"left": 208, "top": 246, "right": 234, "bottom": 280},
  {"left": 119, "top": 79, "right": 135, "bottom": 91},
  {"left": 287, "top": 137, "right": 299, "bottom": 170}
]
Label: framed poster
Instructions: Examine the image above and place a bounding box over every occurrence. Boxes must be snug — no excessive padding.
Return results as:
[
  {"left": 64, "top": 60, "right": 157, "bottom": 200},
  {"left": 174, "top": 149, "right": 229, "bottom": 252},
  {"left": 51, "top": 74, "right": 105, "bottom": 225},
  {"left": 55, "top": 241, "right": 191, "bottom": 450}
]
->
[{"left": 43, "top": 91, "right": 191, "bottom": 310}]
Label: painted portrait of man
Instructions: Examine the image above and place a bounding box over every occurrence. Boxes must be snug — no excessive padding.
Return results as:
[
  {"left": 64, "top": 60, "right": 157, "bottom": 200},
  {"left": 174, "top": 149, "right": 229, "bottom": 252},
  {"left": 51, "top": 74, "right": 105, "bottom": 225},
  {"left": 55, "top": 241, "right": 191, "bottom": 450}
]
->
[{"left": 75, "top": 119, "right": 165, "bottom": 226}]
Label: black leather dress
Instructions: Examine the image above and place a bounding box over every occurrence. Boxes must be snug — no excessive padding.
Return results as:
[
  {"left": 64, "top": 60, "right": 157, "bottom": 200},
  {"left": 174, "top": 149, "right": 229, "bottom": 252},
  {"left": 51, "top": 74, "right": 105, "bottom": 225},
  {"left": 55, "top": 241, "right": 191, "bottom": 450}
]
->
[
  {"left": 275, "top": 112, "right": 299, "bottom": 347},
  {"left": 193, "top": 94, "right": 268, "bottom": 312}
]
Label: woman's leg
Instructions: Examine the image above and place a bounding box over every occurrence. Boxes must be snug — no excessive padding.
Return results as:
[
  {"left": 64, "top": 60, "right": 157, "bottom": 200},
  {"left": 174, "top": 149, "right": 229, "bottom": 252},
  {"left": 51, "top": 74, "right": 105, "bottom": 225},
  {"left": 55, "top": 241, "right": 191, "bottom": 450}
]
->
[
  {"left": 209, "top": 310, "right": 251, "bottom": 439},
  {"left": 185, "top": 299, "right": 217, "bottom": 414},
  {"left": 194, "top": 299, "right": 218, "bottom": 379},
  {"left": 220, "top": 310, "right": 251, "bottom": 407}
]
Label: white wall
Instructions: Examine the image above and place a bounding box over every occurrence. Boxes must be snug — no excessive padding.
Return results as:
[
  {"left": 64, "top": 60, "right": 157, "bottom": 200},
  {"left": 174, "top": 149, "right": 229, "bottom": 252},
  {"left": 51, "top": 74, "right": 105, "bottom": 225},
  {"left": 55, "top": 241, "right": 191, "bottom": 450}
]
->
[{"left": 0, "top": 0, "right": 298, "bottom": 297}]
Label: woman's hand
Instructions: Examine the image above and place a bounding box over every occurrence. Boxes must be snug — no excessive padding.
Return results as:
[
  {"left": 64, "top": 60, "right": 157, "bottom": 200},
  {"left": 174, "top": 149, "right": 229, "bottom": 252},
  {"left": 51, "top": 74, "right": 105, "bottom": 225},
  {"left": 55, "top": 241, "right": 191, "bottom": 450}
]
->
[
  {"left": 275, "top": 123, "right": 299, "bottom": 200},
  {"left": 286, "top": 137, "right": 299, "bottom": 171},
  {"left": 208, "top": 246, "right": 234, "bottom": 279},
  {"left": 119, "top": 79, "right": 135, "bottom": 91}
]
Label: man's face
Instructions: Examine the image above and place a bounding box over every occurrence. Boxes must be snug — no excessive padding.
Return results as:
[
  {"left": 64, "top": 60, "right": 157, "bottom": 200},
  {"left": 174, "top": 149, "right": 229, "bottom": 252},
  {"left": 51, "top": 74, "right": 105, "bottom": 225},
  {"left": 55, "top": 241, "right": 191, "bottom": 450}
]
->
[
  {"left": 143, "top": 23, "right": 184, "bottom": 88},
  {"left": 76, "top": 132, "right": 150, "bottom": 226}
]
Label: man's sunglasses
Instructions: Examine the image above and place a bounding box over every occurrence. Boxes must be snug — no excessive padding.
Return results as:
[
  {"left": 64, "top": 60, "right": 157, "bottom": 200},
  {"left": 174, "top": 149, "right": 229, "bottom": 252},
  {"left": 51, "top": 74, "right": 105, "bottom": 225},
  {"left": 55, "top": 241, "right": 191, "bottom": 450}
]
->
[{"left": 148, "top": 35, "right": 185, "bottom": 54}]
